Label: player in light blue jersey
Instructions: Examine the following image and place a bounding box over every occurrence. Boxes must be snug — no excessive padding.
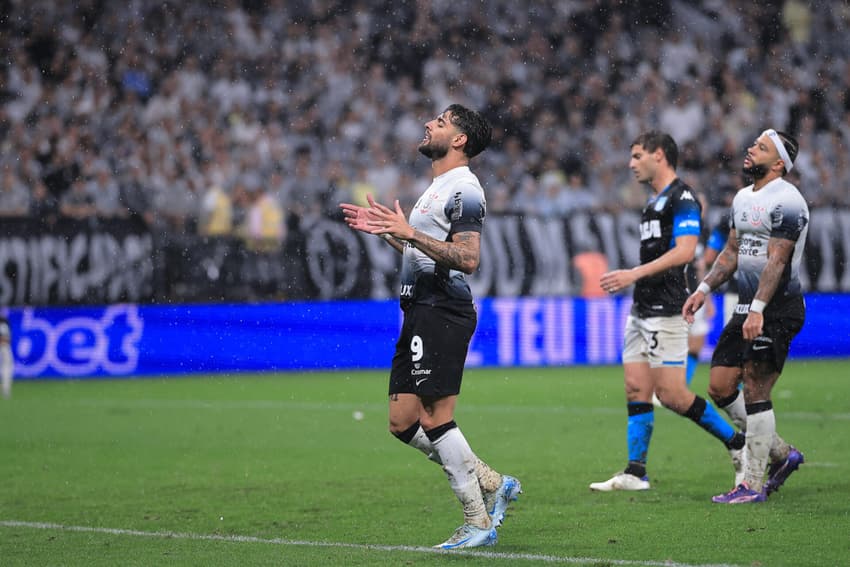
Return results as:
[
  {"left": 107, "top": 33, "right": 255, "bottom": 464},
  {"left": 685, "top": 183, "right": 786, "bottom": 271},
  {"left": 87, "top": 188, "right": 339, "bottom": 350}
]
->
[
  {"left": 685, "top": 129, "right": 808, "bottom": 504},
  {"left": 340, "top": 105, "right": 520, "bottom": 549}
]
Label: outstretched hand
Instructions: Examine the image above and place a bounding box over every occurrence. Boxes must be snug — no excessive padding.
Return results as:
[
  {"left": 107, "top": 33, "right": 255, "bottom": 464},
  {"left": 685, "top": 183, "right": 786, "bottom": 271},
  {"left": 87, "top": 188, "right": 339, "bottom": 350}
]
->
[
  {"left": 339, "top": 200, "right": 373, "bottom": 233},
  {"left": 339, "top": 194, "right": 413, "bottom": 240}
]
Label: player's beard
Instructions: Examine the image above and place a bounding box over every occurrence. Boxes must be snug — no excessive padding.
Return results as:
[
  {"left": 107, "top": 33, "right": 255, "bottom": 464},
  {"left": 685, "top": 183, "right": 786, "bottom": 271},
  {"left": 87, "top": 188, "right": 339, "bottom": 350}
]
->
[
  {"left": 742, "top": 163, "right": 769, "bottom": 180},
  {"left": 418, "top": 139, "right": 449, "bottom": 160}
]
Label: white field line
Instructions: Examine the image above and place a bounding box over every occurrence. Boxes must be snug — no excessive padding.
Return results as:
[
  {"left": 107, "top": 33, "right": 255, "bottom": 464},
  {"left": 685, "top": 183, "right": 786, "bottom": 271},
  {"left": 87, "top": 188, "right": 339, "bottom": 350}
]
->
[
  {"left": 50, "top": 398, "right": 850, "bottom": 421},
  {"left": 0, "top": 520, "right": 744, "bottom": 567}
]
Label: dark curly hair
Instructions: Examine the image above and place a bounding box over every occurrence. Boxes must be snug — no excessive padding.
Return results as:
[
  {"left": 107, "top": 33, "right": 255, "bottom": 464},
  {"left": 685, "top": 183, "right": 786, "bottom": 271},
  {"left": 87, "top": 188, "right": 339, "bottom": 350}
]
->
[{"left": 445, "top": 104, "right": 492, "bottom": 158}]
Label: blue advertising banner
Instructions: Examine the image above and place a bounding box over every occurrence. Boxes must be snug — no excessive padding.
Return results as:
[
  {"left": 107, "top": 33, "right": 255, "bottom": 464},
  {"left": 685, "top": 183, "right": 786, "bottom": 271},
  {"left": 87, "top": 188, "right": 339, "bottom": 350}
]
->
[{"left": 6, "top": 294, "right": 849, "bottom": 379}]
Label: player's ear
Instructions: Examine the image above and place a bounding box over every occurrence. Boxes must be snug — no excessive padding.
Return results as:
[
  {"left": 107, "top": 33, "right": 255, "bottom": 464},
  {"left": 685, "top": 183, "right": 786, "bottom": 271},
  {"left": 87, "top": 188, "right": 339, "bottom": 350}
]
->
[{"left": 452, "top": 132, "right": 468, "bottom": 151}]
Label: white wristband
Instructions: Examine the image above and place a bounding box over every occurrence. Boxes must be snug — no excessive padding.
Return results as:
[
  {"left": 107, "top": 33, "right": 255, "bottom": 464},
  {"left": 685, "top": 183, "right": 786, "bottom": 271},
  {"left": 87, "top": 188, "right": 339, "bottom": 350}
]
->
[
  {"left": 749, "top": 299, "right": 767, "bottom": 314},
  {"left": 696, "top": 282, "right": 711, "bottom": 295},
  {"left": 379, "top": 233, "right": 393, "bottom": 241}
]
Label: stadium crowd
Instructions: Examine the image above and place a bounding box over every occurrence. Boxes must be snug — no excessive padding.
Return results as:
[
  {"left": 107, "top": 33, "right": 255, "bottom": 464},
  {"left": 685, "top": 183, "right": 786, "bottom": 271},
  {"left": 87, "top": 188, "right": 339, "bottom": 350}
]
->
[{"left": 1, "top": 0, "right": 849, "bottom": 298}]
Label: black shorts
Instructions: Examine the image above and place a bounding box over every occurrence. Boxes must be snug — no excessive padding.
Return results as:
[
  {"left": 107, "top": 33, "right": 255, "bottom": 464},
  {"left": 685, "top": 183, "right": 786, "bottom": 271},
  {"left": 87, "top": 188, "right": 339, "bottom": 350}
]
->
[
  {"left": 711, "top": 313, "right": 804, "bottom": 374},
  {"left": 389, "top": 303, "right": 476, "bottom": 398}
]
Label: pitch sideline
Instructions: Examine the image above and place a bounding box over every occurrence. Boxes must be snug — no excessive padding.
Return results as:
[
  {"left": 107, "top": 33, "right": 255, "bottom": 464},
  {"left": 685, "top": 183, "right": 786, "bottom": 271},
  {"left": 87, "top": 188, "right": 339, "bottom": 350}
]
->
[{"left": 1, "top": 519, "right": 743, "bottom": 567}]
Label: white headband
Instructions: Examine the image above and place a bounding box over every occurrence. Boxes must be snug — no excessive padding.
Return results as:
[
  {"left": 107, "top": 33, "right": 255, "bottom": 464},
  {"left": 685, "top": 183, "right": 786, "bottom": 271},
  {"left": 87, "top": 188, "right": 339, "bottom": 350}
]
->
[{"left": 763, "top": 129, "right": 794, "bottom": 172}]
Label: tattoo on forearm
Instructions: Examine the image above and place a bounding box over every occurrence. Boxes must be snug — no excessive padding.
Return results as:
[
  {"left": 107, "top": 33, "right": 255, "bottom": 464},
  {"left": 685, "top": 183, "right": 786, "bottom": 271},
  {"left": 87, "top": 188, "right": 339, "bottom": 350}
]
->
[
  {"left": 706, "top": 247, "right": 737, "bottom": 289},
  {"left": 408, "top": 230, "right": 479, "bottom": 273},
  {"left": 755, "top": 238, "right": 794, "bottom": 302}
]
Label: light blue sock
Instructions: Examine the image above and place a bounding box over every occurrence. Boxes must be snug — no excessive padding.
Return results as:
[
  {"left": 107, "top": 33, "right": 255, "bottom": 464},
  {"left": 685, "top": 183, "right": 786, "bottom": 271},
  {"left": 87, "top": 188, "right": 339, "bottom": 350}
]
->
[
  {"left": 685, "top": 353, "right": 698, "bottom": 386},
  {"left": 684, "top": 396, "right": 736, "bottom": 444},
  {"left": 627, "top": 402, "right": 654, "bottom": 464}
]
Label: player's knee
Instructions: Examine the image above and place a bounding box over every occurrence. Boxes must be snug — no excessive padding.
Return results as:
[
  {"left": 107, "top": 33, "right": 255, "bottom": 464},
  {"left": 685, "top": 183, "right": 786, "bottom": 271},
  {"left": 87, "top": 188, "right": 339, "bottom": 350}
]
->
[
  {"left": 389, "top": 417, "right": 418, "bottom": 439},
  {"left": 707, "top": 373, "right": 739, "bottom": 401},
  {"left": 707, "top": 382, "right": 731, "bottom": 402},
  {"left": 654, "top": 383, "right": 691, "bottom": 412}
]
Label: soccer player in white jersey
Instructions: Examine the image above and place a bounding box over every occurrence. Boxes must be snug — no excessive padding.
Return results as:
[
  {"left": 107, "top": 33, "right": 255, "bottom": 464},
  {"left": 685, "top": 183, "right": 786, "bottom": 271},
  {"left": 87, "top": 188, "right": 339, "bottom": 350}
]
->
[
  {"left": 590, "top": 131, "right": 745, "bottom": 493},
  {"left": 340, "top": 104, "right": 520, "bottom": 549},
  {"left": 684, "top": 129, "right": 808, "bottom": 504},
  {"left": 0, "top": 313, "right": 12, "bottom": 399}
]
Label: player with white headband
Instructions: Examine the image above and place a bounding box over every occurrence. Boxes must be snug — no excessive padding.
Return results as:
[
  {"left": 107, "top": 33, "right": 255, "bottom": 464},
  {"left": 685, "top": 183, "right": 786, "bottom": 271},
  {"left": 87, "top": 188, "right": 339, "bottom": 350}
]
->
[{"left": 683, "top": 129, "right": 808, "bottom": 503}]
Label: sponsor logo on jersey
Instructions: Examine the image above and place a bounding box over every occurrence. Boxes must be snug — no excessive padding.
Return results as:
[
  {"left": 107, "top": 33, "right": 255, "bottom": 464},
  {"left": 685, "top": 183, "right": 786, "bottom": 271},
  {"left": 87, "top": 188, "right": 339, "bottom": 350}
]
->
[
  {"left": 451, "top": 191, "right": 463, "bottom": 221},
  {"left": 640, "top": 219, "right": 662, "bottom": 240},
  {"left": 680, "top": 190, "right": 695, "bottom": 201}
]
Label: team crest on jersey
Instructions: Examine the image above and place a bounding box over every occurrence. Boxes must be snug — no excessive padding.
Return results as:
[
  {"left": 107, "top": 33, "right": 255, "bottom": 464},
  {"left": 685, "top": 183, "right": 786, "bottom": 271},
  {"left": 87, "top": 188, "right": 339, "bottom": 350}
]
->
[
  {"left": 653, "top": 196, "right": 668, "bottom": 211},
  {"left": 748, "top": 204, "right": 767, "bottom": 227},
  {"left": 417, "top": 191, "right": 441, "bottom": 214}
]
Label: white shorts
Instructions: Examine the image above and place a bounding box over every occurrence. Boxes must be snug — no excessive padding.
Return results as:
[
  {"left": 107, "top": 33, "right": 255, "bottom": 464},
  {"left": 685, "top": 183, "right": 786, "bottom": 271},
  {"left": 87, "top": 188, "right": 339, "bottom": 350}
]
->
[{"left": 622, "top": 315, "right": 688, "bottom": 368}]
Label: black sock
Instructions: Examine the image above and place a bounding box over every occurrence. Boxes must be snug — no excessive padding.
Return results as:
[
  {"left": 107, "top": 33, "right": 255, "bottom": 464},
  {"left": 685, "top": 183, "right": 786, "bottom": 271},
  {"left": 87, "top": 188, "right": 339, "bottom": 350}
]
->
[{"left": 624, "top": 461, "right": 647, "bottom": 478}]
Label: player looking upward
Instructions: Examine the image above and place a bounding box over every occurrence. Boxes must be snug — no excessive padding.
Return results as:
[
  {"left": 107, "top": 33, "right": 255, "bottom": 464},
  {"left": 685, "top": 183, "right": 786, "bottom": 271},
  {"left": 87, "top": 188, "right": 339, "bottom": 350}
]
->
[
  {"left": 340, "top": 104, "right": 521, "bottom": 549},
  {"left": 685, "top": 129, "right": 807, "bottom": 503}
]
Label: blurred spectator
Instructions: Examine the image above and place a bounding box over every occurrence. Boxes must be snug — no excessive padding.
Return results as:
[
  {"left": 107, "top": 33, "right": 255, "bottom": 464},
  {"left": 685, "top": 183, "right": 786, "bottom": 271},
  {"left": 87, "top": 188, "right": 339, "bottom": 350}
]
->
[
  {"left": 0, "top": 0, "right": 849, "bottom": 301},
  {"left": 238, "top": 174, "right": 284, "bottom": 253},
  {"left": 279, "top": 146, "right": 326, "bottom": 222},
  {"left": 59, "top": 178, "right": 96, "bottom": 220},
  {"left": 199, "top": 180, "right": 233, "bottom": 237},
  {"left": 29, "top": 179, "right": 59, "bottom": 228},
  {"left": 236, "top": 174, "right": 284, "bottom": 298},
  {"left": 0, "top": 168, "right": 30, "bottom": 217},
  {"left": 87, "top": 167, "right": 128, "bottom": 219}
]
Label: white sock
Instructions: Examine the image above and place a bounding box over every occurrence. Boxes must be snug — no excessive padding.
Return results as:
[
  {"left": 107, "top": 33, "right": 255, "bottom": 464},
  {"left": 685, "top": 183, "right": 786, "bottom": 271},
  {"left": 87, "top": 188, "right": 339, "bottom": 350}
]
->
[
  {"left": 744, "top": 407, "right": 775, "bottom": 491},
  {"left": 720, "top": 390, "right": 747, "bottom": 430},
  {"left": 406, "top": 426, "right": 503, "bottom": 493},
  {"left": 431, "top": 427, "right": 490, "bottom": 529},
  {"left": 408, "top": 426, "right": 442, "bottom": 464},
  {"left": 0, "top": 343, "right": 12, "bottom": 400},
  {"left": 719, "top": 391, "right": 788, "bottom": 463},
  {"left": 769, "top": 433, "right": 791, "bottom": 464},
  {"left": 475, "top": 458, "right": 503, "bottom": 494}
]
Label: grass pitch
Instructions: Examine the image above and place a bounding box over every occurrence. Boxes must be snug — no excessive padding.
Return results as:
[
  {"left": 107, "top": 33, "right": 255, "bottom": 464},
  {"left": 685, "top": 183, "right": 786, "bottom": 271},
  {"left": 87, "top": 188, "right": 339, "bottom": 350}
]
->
[{"left": 1, "top": 360, "right": 848, "bottom": 566}]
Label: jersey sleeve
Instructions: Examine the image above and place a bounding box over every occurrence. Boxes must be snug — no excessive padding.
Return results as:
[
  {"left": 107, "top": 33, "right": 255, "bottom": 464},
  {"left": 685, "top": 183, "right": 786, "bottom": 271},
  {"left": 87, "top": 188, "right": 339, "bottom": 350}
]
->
[
  {"left": 446, "top": 183, "right": 486, "bottom": 234},
  {"left": 671, "top": 192, "right": 702, "bottom": 238},
  {"left": 769, "top": 200, "right": 809, "bottom": 242}
]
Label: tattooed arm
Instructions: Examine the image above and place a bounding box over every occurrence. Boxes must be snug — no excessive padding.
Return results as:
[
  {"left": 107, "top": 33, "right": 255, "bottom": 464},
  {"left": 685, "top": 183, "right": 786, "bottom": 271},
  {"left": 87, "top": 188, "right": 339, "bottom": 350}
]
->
[
  {"left": 742, "top": 235, "right": 796, "bottom": 340},
  {"left": 703, "top": 227, "right": 740, "bottom": 291},
  {"left": 406, "top": 229, "right": 481, "bottom": 274},
  {"left": 349, "top": 194, "right": 481, "bottom": 274},
  {"left": 683, "top": 228, "right": 739, "bottom": 321}
]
